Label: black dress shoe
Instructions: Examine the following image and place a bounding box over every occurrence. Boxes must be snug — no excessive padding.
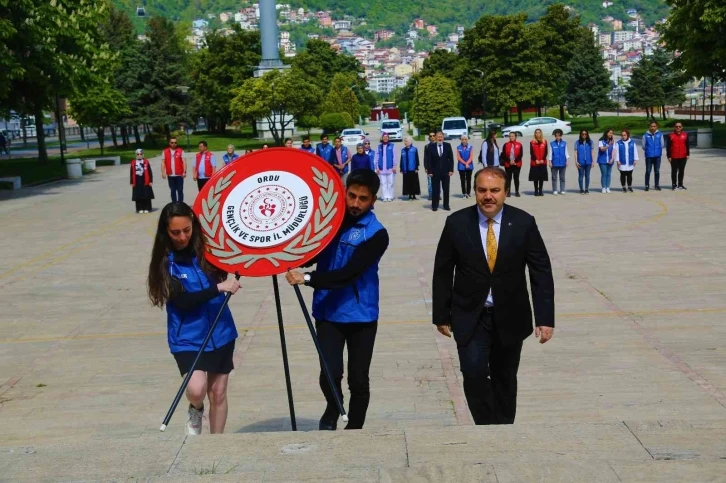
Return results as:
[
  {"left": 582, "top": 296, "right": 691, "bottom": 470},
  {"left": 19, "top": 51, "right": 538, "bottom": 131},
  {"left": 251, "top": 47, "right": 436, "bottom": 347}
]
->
[
  {"left": 319, "top": 407, "right": 339, "bottom": 431},
  {"left": 645, "top": 186, "right": 649, "bottom": 192},
  {"left": 432, "top": 208, "right": 438, "bottom": 212},
  {"left": 443, "top": 207, "right": 451, "bottom": 211},
  {"left": 655, "top": 186, "right": 661, "bottom": 191},
  {"left": 628, "top": 187, "right": 633, "bottom": 192},
  {"left": 515, "top": 192, "right": 521, "bottom": 197}
]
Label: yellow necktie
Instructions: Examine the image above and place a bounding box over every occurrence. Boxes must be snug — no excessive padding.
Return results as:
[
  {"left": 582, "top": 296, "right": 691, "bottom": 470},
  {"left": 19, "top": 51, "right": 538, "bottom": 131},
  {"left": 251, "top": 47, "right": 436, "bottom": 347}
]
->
[{"left": 486, "top": 218, "right": 497, "bottom": 272}]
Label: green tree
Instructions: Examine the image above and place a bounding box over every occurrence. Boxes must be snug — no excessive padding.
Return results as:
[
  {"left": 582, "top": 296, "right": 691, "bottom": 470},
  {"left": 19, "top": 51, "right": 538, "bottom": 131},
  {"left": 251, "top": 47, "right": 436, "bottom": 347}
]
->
[
  {"left": 322, "top": 73, "right": 360, "bottom": 124},
  {"left": 536, "top": 4, "right": 584, "bottom": 119},
  {"left": 137, "top": 16, "right": 191, "bottom": 140},
  {"left": 230, "top": 68, "right": 323, "bottom": 146},
  {"left": 68, "top": 85, "right": 131, "bottom": 155},
  {"left": 659, "top": 0, "right": 726, "bottom": 126},
  {"left": 189, "top": 26, "right": 261, "bottom": 133},
  {"left": 458, "top": 14, "right": 547, "bottom": 124},
  {"left": 291, "top": 39, "right": 365, "bottom": 96},
  {"left": 564, "top": 32, "right": 613, "bottom": 128},
  {"left": 319, "top": 112, "right": 352, "bottom": 134},
  {"left": 624, "top": 57, "right": 664, "bottom": 119},
  {"left": 1, "top": 0, "right": 112, "bottom": 163},
  {"left": 412, "top": 74, "right": 460, "bottom": 133},
  {"left": 649, "top": 48, "right": 687, "bottom": 120}
]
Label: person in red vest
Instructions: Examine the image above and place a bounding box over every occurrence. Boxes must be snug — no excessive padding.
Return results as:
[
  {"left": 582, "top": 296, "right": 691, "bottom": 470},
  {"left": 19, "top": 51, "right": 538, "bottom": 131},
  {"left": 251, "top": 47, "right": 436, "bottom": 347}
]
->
[
  {"left": 130, "top": 148, "right": 154, "bottom": 213},
  {"left": 193, "top": 140, "right": 216, "bottom": 191},
  {"left": 529, "top": 129, "right": 549, "bottom": 196},
  {"left": 161, "top": 137, "right": 186, "bottom": 202},
  {"left": 500, "top": 132, "right": 523, "bottom": 197},
  {"left": 666, "top": 122, "right": 690, "bottom": 190}
]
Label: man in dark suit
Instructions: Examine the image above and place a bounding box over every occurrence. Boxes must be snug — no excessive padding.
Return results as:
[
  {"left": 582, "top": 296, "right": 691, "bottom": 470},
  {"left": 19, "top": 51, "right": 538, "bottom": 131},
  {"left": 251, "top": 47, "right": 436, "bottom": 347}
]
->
[
  {"left": 426, "top": 131, "right": 454, "bottom": 211},
  {"left": 432, "top": 167, "right": 555, "bottom": 425}
]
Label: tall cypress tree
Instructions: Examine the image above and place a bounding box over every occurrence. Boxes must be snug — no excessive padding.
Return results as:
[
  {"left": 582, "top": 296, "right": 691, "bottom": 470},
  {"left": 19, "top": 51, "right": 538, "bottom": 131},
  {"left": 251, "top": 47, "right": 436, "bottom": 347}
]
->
[{"left": 564, "top": 32, "right": 613, "bottom": 128}]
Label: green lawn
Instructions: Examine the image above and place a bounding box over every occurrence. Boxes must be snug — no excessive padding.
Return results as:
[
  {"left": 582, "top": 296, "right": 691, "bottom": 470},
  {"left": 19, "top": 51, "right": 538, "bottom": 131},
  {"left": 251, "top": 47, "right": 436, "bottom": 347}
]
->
[
  {"left": 0, "top": 157, "right": 67, "bottom": 186},
  {"left": 0, "top": 130, "right": 272, "bottom": 185}
]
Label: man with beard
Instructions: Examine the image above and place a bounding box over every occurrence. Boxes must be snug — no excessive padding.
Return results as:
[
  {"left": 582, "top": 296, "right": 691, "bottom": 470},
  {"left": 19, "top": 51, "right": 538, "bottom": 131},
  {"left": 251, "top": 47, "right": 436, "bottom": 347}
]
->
[
  {"left": 432, "top": 167, "right": 555, "bottom": 425},
  {"left": 286, "top": 169, "right": 389, "bottom": 431}
]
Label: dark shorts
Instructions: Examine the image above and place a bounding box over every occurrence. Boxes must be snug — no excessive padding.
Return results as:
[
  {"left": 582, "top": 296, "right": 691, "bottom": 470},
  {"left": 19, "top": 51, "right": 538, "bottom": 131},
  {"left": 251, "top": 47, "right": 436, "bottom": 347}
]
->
[{"left": 173, "top": 340, "right": 235, "bottom": 377}]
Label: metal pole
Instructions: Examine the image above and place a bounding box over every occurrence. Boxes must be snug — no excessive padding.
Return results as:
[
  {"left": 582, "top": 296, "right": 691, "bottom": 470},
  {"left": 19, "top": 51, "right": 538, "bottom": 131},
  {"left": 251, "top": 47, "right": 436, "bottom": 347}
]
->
[
  {"left": 160, "top": 273, "right": 241, "bottom": 431},
  {"left": 55, "top": 95, "right": 65, "bottom": 165},
  {"left": 272, "top": 275, "right": 297, "bottom": 430}
]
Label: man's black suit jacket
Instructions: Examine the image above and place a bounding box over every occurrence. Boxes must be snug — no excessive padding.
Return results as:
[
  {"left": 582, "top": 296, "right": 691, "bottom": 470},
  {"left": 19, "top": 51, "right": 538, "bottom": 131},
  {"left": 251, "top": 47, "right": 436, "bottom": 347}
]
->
[
  {"left": 432, "top": 204, "right": 555, "bottom": 346},
  {"left": 426, "top": 142, "right": 455, "bottom": 175}
]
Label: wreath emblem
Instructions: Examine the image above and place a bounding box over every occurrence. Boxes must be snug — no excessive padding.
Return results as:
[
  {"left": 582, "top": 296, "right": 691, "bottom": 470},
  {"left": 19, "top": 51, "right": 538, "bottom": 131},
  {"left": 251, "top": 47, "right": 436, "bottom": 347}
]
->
[{"left": 200, "top": 167, "right": 338, "bottom": 269}]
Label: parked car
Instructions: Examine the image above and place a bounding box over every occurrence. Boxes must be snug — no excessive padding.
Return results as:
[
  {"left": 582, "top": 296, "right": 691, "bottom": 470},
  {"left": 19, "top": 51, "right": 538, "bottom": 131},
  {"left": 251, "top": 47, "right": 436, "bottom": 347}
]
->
[
  {"left": 441, "top": 117, "right": 468, "bottom": 140},
  {"left": 501, "top": 117, "right": 571, "bottom": 138},
  {"left": 380, "top": 120, "right": 403, "bottom": 141},
  {"left": 485, "top": 122, "right": 504, "bottom": 132},
  {"left": 340, "top": 128, "right": 368, "bottom": 149}
]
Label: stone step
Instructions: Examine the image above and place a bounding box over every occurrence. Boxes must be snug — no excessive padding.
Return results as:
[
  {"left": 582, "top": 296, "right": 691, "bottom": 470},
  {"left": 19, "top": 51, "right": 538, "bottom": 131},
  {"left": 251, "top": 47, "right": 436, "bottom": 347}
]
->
[{"left": 2, "top": 420, "right": 725, "bottom": 482}]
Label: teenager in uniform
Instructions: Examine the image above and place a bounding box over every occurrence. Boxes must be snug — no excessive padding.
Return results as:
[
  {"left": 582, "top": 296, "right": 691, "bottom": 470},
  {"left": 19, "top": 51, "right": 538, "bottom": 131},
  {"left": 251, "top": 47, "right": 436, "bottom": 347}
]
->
[
  {"left": 161, "top": 137, "right": 186, "bottom": 202},
  {"left": 500, "top": 132, "right": 523, "bottom": 197},
  {"left": 548, "top": 129, "right": 569, "bottom": 195},
  {"left": 148, "top": 202, "right": 241, "bottom": 435},
  {"left": 615, "top": 129, "right": 638, "bottom": 193},
  {"left": 529, "top": 129, "right": 548, "bottom": 196},
  {"left": 286, "top": 170, "right": 390, "bottom": 430},
  {"left": 574, "top": 130, "right": 595, "bottom": 194},
  {"left": 300, "top": 136, "right": 316, "bottom": 154},
  {"left": 667, "top": 122, "right": 690, "bottom": 190},
  {"left": 316, "top": 134, "right": 334, "bottom": 160},
  {"left": 193, "top": 140, "right": 216, "bottom": 191},
  {"left": 642, "top": 121, "right": 664, "bottom": 191},
  {"left": 130, "top": 148, "right": 154, "bottom": 213},
  {"left": 597, "top": 129, "right": 615, "bottom": 193},
  {"left": 457, "top": 135, "right": 474, "bottom": 198},
  {"left": 285, "top": 138, "right": 294, "bottom": 148}
]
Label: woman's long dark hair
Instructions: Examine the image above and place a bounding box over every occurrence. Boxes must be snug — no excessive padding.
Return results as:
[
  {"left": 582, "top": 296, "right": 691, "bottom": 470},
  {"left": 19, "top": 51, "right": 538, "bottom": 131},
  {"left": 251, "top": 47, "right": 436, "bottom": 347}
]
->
[
  {"left": 486, "top": 129, "right": 499, "bottom": 151},
  {"left": 577, "top": 129, "right": 592, "bottom": 146},
  {"left": 147, "top": 202, "right": 224, "bottom": 307},
  {"left": 599, "top": 128, "right": 614, "bottom": 142}
]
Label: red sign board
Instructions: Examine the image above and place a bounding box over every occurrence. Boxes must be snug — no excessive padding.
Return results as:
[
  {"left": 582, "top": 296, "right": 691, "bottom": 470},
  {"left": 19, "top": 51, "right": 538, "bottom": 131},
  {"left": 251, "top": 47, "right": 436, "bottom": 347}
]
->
[{"left": 192, "top": 148, "right": 346, "bottom": 277}]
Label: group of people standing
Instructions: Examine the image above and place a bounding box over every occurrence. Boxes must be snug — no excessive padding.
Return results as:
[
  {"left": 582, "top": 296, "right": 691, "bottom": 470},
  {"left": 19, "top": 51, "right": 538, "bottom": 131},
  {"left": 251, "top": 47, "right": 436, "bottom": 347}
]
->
[{"left": 437, "top": 120, "right": 691, "bottom": 199}]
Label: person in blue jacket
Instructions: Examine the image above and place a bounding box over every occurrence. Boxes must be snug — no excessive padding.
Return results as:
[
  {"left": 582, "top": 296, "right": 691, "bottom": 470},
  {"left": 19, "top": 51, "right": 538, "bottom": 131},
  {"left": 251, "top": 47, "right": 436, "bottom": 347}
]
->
[
  {"left": 286, "top": 169, "right": 390, "bottom": 431},
  {"left": 328, "top": 136, "right": 351, "bottom": 182},
  {"left": 641, "top": 120, "right": 664, "bottom": 191},
  {"left": 400, "top": 136, "right": 420, "bottom": 200},
  {"left": 148, "top": 202, "right": 241, "bottom": 436},
  {"left": 315, "top": 134, "right": 334, "bottom": 160},
  {"left": 574, "top": 130, "right": 595, "bottom": 194},
  {"left": 300, "top": 136, "right": 316, "bottom": 154},
  {"left": 350, "top": 143, "right": 375, "bottom": 171},
  {"left": 222, "top": 144, "right": 239, "bottom": 165},
  {"left": 547, "top": 129, "right": 569, "bottom": 195}
]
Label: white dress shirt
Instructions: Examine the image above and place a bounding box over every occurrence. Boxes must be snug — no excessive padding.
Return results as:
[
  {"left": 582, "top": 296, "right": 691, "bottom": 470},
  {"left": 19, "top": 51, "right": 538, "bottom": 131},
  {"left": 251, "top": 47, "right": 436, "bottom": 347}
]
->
[{"left": 478, "top": 207, "right": 502, "bottom": 307}]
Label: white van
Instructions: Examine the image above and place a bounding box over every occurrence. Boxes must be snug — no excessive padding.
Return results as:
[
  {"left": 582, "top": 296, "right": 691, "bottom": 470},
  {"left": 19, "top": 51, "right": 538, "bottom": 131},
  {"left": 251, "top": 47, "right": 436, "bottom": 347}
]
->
[{"left": 441, "top": 117, "right": 468, "bottom": 140}]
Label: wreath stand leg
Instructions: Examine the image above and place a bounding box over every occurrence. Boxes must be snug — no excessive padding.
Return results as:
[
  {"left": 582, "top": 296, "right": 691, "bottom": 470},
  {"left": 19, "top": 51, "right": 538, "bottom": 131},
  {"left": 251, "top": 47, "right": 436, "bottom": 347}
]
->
[
  {"left": 272, "top": 275, "right": 297, "bottom": 431},
  {"left": 292, "top": 284, "right": 349, "bottom": 424}
]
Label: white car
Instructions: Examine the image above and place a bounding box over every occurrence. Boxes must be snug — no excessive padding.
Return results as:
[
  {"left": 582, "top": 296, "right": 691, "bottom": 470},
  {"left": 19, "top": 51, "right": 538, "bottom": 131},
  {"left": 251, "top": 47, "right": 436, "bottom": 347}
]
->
[
  {"left": 501, "top": 117, "right": 571, "bottom": 138},
  {"left": 380, "top": 120, "right": 403, "bottom": 141},
  {"left": 340, "top": 128, "right": 368, "bottom": 149}
]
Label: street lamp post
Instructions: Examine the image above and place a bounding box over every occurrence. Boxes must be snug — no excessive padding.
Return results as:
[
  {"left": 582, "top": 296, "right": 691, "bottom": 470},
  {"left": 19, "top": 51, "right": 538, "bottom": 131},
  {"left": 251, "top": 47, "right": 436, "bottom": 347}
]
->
[
  {"left": 54, "top": 94, "right": 66, "bottom": 165},
  {"left": 473, "top": 69, "right": 486, "bottom": 124},
  {"left": 177, "top": 86, "right": 190, "bottom": 150}
]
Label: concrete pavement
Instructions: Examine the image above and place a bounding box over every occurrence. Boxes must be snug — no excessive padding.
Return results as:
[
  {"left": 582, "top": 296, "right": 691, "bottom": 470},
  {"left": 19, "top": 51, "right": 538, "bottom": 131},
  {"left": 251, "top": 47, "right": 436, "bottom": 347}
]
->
[{"left": 0, "top": 137, "right": 725, "bottom": 481}]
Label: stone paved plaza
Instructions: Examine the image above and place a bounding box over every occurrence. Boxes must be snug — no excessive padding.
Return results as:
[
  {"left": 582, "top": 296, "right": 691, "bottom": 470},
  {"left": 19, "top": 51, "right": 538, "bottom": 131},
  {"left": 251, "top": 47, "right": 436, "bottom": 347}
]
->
[{"left": 1, "top": 136, "right": 725, "bottom": 481}]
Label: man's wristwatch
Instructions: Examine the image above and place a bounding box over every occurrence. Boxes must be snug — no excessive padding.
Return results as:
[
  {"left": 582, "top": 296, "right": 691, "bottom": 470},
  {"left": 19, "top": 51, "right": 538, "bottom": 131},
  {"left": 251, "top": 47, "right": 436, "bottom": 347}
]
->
[{"left": 303, "top": 273, "right": 311, "bottom": 285}]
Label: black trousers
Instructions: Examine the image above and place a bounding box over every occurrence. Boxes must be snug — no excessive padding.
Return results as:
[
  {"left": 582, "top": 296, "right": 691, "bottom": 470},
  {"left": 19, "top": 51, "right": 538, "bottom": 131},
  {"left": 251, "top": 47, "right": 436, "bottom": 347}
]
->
[
  {"left": 316, "top": 320, "right": 378, "bottom": 430},
  {"left": 167, "top": 176, "right": 184, "bottom": 202},
  {"left": 533, "top": 180, "right": 544, "bottom": 195},
  {"left": 670, "top": 158, "right": 687, "bottom": 187},
  {"left": 135, "top": 199, "right": 152, "bottom": 212},
  {"left": 197, "top": 178, "right": 210, "bottom": 191},
  {"left": 431, "top": 172, "right": 450, "bottom": 210},
  {"left": 457, "top": 312, "right": 523, "bottom": 425},
  {"left": 506, "top": 166, "right": 521, "bottom": 193},
  {"left": 620, "top": 170, "right": 633, "bottom": 187},
  {"left": 459, "top": 170, "right": 472, "bottom": 195}
]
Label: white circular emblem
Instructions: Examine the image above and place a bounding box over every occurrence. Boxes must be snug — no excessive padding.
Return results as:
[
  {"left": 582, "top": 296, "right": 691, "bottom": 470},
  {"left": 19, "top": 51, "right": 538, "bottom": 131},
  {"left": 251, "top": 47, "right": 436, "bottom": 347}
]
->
[{"left": 222, "top": 171, "right": 314, "bottom": 248}]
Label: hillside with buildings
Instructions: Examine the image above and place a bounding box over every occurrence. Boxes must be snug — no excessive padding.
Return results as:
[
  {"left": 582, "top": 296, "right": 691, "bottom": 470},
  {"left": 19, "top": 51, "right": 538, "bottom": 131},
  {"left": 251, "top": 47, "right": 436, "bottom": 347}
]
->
[{"left": 116, "top": 1, "right": 671, "bottom": 95}]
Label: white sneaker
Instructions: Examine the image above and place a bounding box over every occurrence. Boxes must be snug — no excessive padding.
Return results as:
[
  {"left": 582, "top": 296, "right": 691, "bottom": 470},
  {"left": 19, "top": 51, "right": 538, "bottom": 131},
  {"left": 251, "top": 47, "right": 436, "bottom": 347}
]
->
[
  {"left": 553, "top": 191, "right": 558, "bottom": 195},
  {"left": 606, "top": 188, "right": 611, "bottom": 193},
  {"left": 602, "top": 188, "right": 606, "bottom": 193},
  {"left": 559, "top": 191, "right": 566, "bottom": 195},
  {"left": 186, "top": 404, "right": 203, "bottom": 435}
]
